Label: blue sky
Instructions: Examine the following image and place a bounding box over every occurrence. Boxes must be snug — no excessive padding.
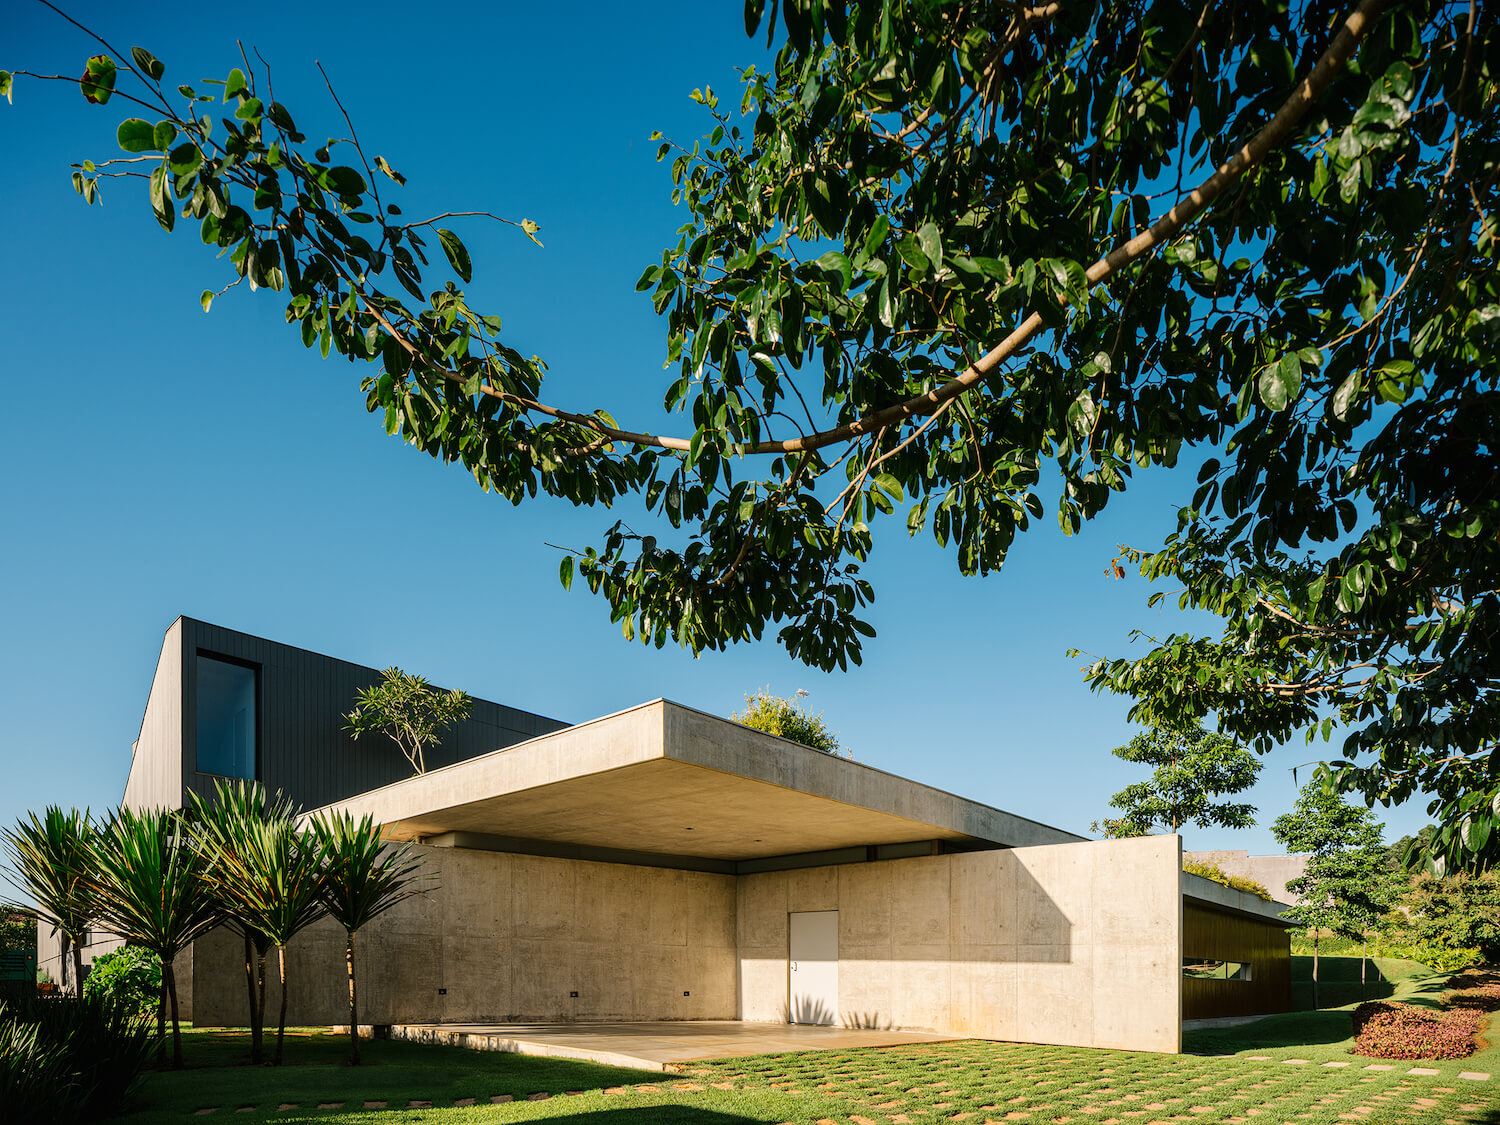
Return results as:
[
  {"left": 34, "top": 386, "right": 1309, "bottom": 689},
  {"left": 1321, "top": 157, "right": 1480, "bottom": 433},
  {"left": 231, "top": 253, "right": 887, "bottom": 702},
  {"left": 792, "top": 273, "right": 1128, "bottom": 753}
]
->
[{"left": 0, "top": 0, "right": 1430, "bottom": 860}]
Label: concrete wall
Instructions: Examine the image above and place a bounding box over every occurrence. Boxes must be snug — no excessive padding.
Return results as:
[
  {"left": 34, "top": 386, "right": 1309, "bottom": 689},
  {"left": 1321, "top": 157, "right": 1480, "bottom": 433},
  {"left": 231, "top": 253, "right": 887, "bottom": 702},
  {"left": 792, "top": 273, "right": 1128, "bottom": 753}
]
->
[
  {"left": 192, "top": 844, "right": 737, "bottom": 1027},
  {"left": 737, "top": 835, "right": 1181, "bottom": 1052},
  {"left": 1185, "top": 850, "right": 1309, "bottom": 905}
]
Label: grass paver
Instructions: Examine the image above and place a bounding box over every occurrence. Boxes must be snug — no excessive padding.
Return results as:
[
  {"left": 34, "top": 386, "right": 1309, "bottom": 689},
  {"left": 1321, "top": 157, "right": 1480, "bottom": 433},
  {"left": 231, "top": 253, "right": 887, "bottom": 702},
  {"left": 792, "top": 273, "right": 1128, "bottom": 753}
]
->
[{"left": 108, "top": 1012, "right": 1500, "bottom": 1125}]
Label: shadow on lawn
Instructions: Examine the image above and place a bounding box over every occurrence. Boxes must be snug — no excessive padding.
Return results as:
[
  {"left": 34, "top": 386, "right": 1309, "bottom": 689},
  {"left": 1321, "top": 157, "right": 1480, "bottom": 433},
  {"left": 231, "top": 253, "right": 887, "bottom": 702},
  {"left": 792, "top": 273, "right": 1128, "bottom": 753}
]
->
[{"left": 1184, "top": 1010, "right": 1358, "bottom": 1054}]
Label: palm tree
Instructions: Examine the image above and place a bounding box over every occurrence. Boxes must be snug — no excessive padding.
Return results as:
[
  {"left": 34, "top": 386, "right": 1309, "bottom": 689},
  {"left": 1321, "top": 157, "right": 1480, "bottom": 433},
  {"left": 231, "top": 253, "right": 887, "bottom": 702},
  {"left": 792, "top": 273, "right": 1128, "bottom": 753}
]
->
[
  {"left": 2, "top": 807, "right": 96, "bottom": 997},
  {"left": 207, "top": 816, "right": 326, "bottom": 1064},
  {"left": 311, "top": 812, "right": 425, "bottom": 1064},
  {"left": 89, "top": 806, "right": 220, "bottom": 1068},
  {"left": 186, "top": 780, "right": 296, "bottom": 1064}
]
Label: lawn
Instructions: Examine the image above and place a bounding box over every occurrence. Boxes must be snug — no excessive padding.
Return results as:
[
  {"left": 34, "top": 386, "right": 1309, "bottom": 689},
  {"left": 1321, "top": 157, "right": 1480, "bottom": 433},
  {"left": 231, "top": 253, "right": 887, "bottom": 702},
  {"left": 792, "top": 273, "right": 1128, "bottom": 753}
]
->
[{"left": 111, "top": 1015, "right": 1500, "bottom": 1125}]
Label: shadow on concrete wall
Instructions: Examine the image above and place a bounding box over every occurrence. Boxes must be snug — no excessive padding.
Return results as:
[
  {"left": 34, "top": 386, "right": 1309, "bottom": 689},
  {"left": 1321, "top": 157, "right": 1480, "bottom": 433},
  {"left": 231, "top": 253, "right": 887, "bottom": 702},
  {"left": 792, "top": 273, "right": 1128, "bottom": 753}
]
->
[
  {"left": 786, "top": 996, "right": 836, "bottom": 1026},
  {"left": 840, "top": 1010, "right": 891, "bottom": 1030}
]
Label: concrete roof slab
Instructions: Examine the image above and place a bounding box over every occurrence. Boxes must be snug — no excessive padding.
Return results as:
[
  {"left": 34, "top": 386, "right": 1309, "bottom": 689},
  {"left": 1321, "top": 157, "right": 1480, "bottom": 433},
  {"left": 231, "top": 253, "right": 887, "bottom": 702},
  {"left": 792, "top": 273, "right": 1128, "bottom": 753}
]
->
[{"left": 309, "top": 700, "right": 1081, "bottom": 861}]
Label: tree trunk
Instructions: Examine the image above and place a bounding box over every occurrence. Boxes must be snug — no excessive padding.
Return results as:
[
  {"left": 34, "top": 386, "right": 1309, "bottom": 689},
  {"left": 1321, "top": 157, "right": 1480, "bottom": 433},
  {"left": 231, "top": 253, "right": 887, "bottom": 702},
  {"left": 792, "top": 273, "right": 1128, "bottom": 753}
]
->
[
  {"left": 1361, "top": 937, "right": 1369, "bottom": 1001},
  {"left": 346, "top": 929, "right": 360, "bottom": 1065},
  {"left": 71, "top": 933, "right": 85, "bottom": 999},
  {"left": 165, "top": 956, "right": 184, "bottom": 1070},
  {"left": 242, "top": 932, "right": 259, "bottom": 1063},
  {"left": 274, "top": 945, "right": 289, "bottom": 1066},
  {"left": 156, "top": 962, "right": 168, "bottom": 1065},
  {"left": 1312, "top": 932, "right": 1321, "bottom": 1009},
  {"left": 256, "top": 950, "right": 267, "bottom": 1063}
]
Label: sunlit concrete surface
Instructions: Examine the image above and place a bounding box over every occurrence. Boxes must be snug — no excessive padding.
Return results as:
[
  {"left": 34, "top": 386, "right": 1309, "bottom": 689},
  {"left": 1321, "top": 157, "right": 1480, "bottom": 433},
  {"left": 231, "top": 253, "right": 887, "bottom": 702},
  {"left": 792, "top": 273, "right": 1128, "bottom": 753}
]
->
[{"left": 381, "top": 1019, "right": 958, "bottom": 1071}]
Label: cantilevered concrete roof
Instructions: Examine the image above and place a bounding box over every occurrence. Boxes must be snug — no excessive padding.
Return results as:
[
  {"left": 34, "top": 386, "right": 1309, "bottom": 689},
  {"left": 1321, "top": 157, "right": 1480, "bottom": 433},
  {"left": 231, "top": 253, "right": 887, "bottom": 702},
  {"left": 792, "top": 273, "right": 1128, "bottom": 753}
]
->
[{"left": 311, "top": 700, "right": 1082, "bottom": 864}]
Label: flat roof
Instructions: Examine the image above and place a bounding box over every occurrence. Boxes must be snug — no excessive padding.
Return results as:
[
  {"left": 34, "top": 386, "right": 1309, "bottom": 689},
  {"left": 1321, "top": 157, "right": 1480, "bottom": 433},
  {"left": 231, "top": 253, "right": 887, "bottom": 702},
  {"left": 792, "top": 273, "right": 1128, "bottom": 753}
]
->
[{"left": 309, "top": 699, "right": 1083, "bottom": 862}]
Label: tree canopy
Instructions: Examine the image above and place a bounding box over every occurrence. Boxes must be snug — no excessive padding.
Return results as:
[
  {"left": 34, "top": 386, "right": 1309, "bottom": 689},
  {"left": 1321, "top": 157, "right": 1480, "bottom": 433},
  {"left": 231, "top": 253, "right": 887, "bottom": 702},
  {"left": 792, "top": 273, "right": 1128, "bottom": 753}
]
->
[
  {"left": 732, "top": 687, "right": 842, "bottom": 753},
  {"left": 343, "top": 667, "right": 472, "bottom": 775},
  {"left": 5, "top": 0, "right": 1497, "bottom": 865},
  {"left": 1092, "top": 724, "right": 1260, "bottom": 837}
]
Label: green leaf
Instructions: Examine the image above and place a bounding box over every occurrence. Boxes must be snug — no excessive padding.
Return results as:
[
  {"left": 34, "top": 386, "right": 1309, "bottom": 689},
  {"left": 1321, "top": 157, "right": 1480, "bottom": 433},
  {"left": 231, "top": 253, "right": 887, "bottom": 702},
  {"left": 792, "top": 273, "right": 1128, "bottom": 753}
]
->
[
  {"left": 437, "top": 228, "right": 472, "bottom": 283},
  {"left": 153, "top": 121, "right": 178, "bottom": 151},
  {"left": 0, "top": 71, "right": 13, "bottom": 105},
  {"left": 815, "top": 250, "right": 853, "bottom": 291},
  {"left": 234, "top": 96, "right": 263, "bottom": 121},
  {"left": 80, "top": 55, "right": 117, "bottom": 105},
  {"left": 521, "top": 218, "right": 544, "bottom": 247},
  {"left": 374, "top": 155, "right": 406, "bottom": 186},
  {"left": 1258, "top": 353, "right": 1302, "bottom": 411},
  {"left": 200, "top": 288, "right": 215, "bottom": 313},
  {"left": 116, "top": 119, "right": 156, "bottom": 152},
  {"left": 916, "top": 222, "right": 942, "bottom": 270},
  {"left": 559, "top": 554, "right": 574, "bottom": 591},
  {"left": 224, "top": 68, "right": 247, "bottom": 100},
  {"left": 168, "top": 142, "right": 203, "bottom": 176},
  {"left": 130, "top": 46, "right": 165, "bottom": 81}
]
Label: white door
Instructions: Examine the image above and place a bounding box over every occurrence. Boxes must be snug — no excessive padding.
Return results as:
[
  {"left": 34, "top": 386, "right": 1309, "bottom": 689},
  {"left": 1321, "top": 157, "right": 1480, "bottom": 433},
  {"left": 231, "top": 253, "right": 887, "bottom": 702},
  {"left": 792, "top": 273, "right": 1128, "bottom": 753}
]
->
[{"left": 788, "top": 910, "right": 838, "bottom": 1025}]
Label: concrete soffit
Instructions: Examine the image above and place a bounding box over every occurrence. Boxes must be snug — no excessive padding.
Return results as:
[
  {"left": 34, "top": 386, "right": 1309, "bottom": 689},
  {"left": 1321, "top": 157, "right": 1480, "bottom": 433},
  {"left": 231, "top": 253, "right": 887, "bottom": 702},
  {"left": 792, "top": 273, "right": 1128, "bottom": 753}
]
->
[{"left": 306, "top": 699, "right": 1084, "bottom": 865}]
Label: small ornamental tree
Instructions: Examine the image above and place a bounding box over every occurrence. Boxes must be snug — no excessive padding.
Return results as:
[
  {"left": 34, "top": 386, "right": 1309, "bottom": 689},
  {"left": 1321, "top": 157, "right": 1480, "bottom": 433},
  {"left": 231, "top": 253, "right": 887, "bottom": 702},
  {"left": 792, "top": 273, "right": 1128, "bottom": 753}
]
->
[
  {"left": 312, "top": 811, "right": 425, "bottom": 1065},
  {"left": 1272, "top": 778, "right": 1402, "bottom": 1006},
  {"left": 1092, "top": 725, "right": 1260, "bottom": 838},
  {"left": 2, "top": 807, "right": 96, "bottom": 997},
  {"left": 344, "top": 667, "right": 473, "bottom": 775},
  {"left": 732, "top": 688, "right": 841, "bottom": 754}
]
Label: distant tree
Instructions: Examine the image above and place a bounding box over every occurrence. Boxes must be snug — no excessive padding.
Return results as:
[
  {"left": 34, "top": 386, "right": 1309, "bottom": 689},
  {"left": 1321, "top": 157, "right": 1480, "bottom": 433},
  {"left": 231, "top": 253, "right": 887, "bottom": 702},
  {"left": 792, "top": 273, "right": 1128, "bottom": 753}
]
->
[
  {"left": 732, "top": 688, "right": 841, "bottom": 754},
  {"left": 1272, "top": 779, "right": 1402, "bottom": 1005},
  {"left": 0, "top": 905, "right": 37, "bottom": 956},
  {"left": 89, "top": 806, "right": 220, "bottom": 1068},
  {"left": 1389, "top": 871, "right": 1500, "bottom": 967},
  {"left": 2, "top": 807, "right": 96, "bottom": 996},
  {"left": 344, "top": 666, "right": 473, "bottom": 775},
  {"left": 1385, "top": 825, "right": 1438, "bottom": 873},
  {"left": 312, "top": 811, "right": 425, "bottom": 1065},
  {"left": 1091, "top": 725, "right": 1259, "bottom": 837}
]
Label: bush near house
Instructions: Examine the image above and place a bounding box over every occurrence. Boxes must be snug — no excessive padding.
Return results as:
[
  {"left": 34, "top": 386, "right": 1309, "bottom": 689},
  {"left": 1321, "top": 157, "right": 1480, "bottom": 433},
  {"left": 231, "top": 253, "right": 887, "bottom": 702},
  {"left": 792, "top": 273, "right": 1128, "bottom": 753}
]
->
[
  {"left": 82, "top": 945, "right": 161, "bottom": 1018},
  {"left": 0, "top": 992, "right": 155, "bottom": 1124}
]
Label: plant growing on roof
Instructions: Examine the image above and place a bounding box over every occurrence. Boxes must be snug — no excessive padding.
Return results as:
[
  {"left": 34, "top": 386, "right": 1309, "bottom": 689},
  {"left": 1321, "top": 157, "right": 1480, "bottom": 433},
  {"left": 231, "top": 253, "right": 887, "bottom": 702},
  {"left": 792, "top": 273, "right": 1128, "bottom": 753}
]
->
[
  {"left": 1091, "top": 725, "right": 1260, "bottom": 838},
  {"left": 2, "top": 808, "right": 96, "bottom": 999},
  {"left": 186, "top": 779, "right": 297, "bottom": 1064},
  {"left": 311, "top": 810, "right": 425, "bottom": 1065},
  {"left": 88, "top": 806, "right": 219, "bottom": 1068},
  {"left": 343, "top": 666, "right": 473, "bottom": 775},
  {"left": 732, "top": 688, "right": 841, "bottom": 754}
]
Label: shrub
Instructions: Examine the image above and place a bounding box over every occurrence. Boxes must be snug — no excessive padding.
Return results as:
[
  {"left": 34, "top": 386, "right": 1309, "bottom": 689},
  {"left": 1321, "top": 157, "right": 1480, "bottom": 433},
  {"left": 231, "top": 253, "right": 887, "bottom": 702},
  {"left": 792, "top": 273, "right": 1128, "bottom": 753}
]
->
[
  {"left": 83, "top": 945, "right": 161, "bottom": 1017},
  {"left": 0, "top": 1012, "right": 85, "bottom": 1125},
  {"left": 1182, "top": 858, "right": 1272, "bottom": 900},
  {"left": 1445, "top": 970, "right": 1500, "bottom": 1012},
  {"left": 732, "top": 688, "right": 841, "bottom": 754},
  {"left": 1350, "top": 1000, "right": 1484, "bottom": 1059},
  {"left": 1378, "top": 939, "right": 1481, "bottom": 974},
  {"left": 0, "top": 992, "right": 155, "bottom": 1123}
]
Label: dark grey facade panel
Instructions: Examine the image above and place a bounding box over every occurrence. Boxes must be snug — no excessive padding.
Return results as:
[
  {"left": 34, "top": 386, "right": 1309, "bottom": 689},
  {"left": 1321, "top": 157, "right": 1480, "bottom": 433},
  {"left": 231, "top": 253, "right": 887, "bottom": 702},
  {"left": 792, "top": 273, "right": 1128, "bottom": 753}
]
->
[{"left": 175, "top": 618, "right": 569, "bottom": 812}]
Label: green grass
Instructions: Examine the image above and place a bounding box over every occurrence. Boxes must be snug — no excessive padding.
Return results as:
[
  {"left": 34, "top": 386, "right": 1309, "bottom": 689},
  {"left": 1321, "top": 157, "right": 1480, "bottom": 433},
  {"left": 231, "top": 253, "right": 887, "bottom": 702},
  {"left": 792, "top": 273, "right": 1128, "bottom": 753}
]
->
[
  {"left": 1289, "top": 954, "right": 1443, "bottom": 1011},
  {"left": 108, "top": 1020, "right": 1500, "bottom": 1125}
]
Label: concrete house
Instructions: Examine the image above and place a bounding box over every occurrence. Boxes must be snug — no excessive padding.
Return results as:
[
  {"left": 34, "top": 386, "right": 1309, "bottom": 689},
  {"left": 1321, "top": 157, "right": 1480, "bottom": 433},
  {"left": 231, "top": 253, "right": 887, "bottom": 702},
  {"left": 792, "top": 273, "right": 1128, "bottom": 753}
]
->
[{"left": 100, "top": 617, "right": 1293, "bottom": 1054}]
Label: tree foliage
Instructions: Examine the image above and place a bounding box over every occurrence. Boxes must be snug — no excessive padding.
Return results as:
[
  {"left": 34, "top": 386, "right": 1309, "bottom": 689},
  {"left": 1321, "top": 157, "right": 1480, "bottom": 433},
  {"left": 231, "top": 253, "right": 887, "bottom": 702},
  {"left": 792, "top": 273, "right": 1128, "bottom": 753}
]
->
[
  {"left": 1387, "top": 869, "right": 1500, "bottom": 964},
  {"left": 81, "top": 945, "right": 162, "bottom": 1019},
  {"left": 1092, "top": 725, "right": 1260, "bottom": 837},
  {"left": 732, "top": 687, "right": 842, "bottom": 753},
  {"left": 344, "top": 667, "right": 473, "bottom": 776},
  {"left": 1, "top": 808, "right": 96, "bottom": 998},
  {"left": 7, "top": 1, "right": 1498, "bottom": 861}
]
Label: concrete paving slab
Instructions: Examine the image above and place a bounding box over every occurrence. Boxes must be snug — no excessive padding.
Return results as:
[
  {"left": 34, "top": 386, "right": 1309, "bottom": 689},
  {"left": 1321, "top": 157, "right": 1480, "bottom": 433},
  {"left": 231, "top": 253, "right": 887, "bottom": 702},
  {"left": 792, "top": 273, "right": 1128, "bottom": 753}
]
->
[{"left": 388, "top": 1020, "right": 958, "bottom": 1071}]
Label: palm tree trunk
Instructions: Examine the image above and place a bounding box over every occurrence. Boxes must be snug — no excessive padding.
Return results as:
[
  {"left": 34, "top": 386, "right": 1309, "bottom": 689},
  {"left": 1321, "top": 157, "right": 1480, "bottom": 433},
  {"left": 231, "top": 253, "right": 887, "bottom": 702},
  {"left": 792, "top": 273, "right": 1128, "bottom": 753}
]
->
[
  {"left": 347, "top": 929, "right": 360, "bottom": 1065},
  {"left": 156, "top": 964, "right": 168, "bottom": 1064},
  {"left": 71, "top": 933, "right": 85, "bottom": 998},
  {"left": 274, "top": 945, "right": 289, "bottom": 1066},
  {"left": 243, "top": 932, "right": 258, "bottom": 1061},
  {"left": 255, "top": 951, "right": 267, "bottom": 1063},
  {"left": 165, "top": 956, "right": 184, "bottom": 1070}
]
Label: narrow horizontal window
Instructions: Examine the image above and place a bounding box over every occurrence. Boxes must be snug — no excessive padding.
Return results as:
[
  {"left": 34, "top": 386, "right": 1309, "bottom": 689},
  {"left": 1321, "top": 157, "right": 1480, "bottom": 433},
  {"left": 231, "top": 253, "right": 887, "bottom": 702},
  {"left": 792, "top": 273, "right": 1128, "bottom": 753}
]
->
[{"left": 1183, "top": 957, "right": 1253, "bottom": 981}]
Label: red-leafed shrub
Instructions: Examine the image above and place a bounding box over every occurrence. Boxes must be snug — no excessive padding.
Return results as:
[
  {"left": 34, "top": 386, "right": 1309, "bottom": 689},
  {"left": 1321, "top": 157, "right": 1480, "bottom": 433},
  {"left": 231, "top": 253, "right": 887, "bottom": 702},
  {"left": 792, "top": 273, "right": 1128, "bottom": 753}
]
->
[{"left": 1350, "top": 1001, "right": 1484, "bottom": 1060}]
